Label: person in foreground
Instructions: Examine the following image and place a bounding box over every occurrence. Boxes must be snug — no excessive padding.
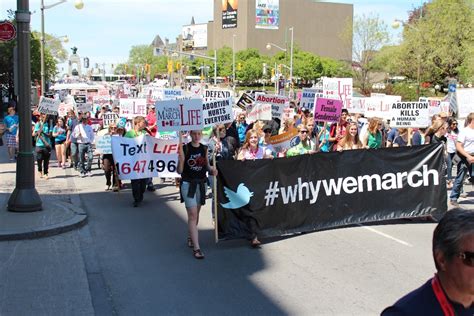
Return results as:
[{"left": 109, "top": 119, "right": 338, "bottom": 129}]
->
[
  {"left": 381, "top": 209, "right": 474, "bottom": 315},
  {"left": 178, "top": 130, "right": 217, "bottom": 260}
]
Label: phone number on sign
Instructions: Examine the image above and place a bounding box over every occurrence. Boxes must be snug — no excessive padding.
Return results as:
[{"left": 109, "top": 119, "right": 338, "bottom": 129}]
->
[{"left": 115, "top": 159, "right": 177, "bottom": 176}]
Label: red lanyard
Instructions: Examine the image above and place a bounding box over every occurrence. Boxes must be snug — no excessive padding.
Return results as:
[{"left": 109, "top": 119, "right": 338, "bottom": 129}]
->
[{"left": 431, "top": 274, "right": 456, "bottom": 316}]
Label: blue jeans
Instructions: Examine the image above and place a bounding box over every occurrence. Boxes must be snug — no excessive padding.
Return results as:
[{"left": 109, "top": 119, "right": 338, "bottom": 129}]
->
[
  {"left": 78, "top": 143, "right": 93, "bottom": 174},
  {"left": 70, "top": 142, "right": 79, "bottom": 168},
  {"left": 449, "top": 158, "right": 469, "bottom": 201}
]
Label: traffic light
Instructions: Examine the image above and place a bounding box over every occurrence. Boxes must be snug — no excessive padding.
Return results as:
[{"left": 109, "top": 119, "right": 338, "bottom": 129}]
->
[
  {"left": 84, "top": 57, "right": 89, "bottom": 68},
  {"left": 271, "top": 68, "right": 275, "bottom": 78},
  {"left": 278, "top": 64, "right": 282, "bottom": 73},
  {"left": 175, "top": 62, "right": 181, "bottom": 70},
  {"left": 167, "top": 60, "right": 173, "bottom": 73},
  {"left": 145, "top": 64, "right": 151, "bottom": 74},
  {"left": 237, "top": 62, "right": 242, "bottom": 71},
  {"left": 124, "top": 64, "right": 128, "bottom": 73}
]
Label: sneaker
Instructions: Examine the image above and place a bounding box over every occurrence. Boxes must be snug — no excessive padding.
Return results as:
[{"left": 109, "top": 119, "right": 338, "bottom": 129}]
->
[
  {"left": 43, "top": 174, "right": 49, "bottom": 180},
  {"left": 87, "top": 172, "right": 92, "bottom": 177},
  {"left": 147, "top": 186, "right": 156, "bottom": 192},
  {"left": 62, "top": 165, "right": 67, "bottom": 169},
  {"left": 80, "top": 173, "right": 86, "bottom": 178},
  {"left": 112, "top": 186, "right": 119, "bottom": 192},
  {"left": 460, "top": 192, "right": 468, "bottom": 198},
  {"left": 38, "top": 172, "right": 43, "bottom": 179},
  {"left": 450, "top": 200, "right": 460, "bottom": 207},
  {"left": 105, "top": 185, "right": 111, "bottom": 191}
]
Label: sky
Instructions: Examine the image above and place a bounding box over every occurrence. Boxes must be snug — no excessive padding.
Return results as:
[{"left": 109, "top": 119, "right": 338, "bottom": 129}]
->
[{"left": 1, "top": 0, "right": 423, "bottom": 73}]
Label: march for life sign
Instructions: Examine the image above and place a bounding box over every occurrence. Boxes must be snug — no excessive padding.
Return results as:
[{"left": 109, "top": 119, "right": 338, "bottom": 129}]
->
[
  {"left": 246, "top": 102, "right": 272, "bottom": 122},
  {"left": 102, "top": 113, "right": 119, "bottom": 128},
  {"left": 202, "top": 98, "right": 233, "bottom": 127},
  {"left": 365, "top": 95, "right": 402, "bottom": 119},
  {"left": 155, "top": 99, "right": 203, "bottom": 132},
  {"left": 111, "top": 135, "right": 179, "bottom": 180},
  {"left": 322, "top": 78, "right": 353, "bottom": 109},
  {"left": 95, "top": 135, "right": 112, "bottom": 154},
  {"left": 389, "top": 102, "right": 430, "bottom": 128},
  {"left": 38, "top": 96, "right": 60, "bottom": 115},
  {"left": 300, "top": 88, "right": 323, "bottom": 111},
  {"left": 314, "top": 97, "right": 343, "bottom": 122},
  {"left": 254, "top": 93, "right": 289, "bottom": 120},
  {"left": 119, "top": 98, "right": 147, "bottom": 119},
  {"left": 204, "top": 89, "right": 232, "bottom": 101},
  {"left": 162, "top": 88, "right": 183, "bottom": 100}
]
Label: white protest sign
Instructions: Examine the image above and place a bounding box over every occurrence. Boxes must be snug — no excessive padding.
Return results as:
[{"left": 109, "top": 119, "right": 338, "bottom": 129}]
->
[
  {"left": 102, "top": 113, "right": 119, "bottom": 128},
  {"left": 390, "top": 102, "right": 430, "bottom": 128},
  {"left": 162, "top": 88, "right": 183, "bottom": 100},
  {"left": 203, "top": 89, "right": 232, "bottom": 101},
  {"left": 349, "top": 97, "right": 366, "bottom": 114},
  {"left": 119, "top": 98, "right": 147, "bottom": 119},
  {"left": 155, "top": 99, "right": 203, "bottom": 132},
  {"left": 38, "top": 96, "right": 60, "bottom": 115},
  {"left": 202, "top": 98, "right": 233, "bottom": 127},
  {"left": 58, "top": 102, "right": 74, "bottom": 117},
  {"left": 455, "top": 88, "right": 474, "bottom": 118},
  {"left": 365, "top": 95, "right": 402, "bottom": 119},
  {"left": 246, "top": 102, "right": 272, "bottom": 122},
  {"left": 440, "top": 101, "right": 450, "bottom": 114},
  {"left": 74, "top": 95, "right": 92, "bottom": 113},
  {"left": 300, "top": 88, "right": 322, "bottom": 111},
  {"left": 93, "top": 95, "right": 110, "bottom": 108},
  {"left": 322, "top": 78, "right": 353, "bottom": 109},
  {"left": 254, "top": 93, "right": 289, "bottom": 120},
  {"left": 95, "top": 135, "right": 112, "bottom": 154},
  {"left": 111, "top": 135, "right": 179, "bottom": 180}
]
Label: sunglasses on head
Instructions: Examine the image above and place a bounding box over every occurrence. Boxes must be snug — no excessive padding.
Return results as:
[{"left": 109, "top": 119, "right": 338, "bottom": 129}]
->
[{"left": 458, "top": 251, "right": 474, "bottom": 267}]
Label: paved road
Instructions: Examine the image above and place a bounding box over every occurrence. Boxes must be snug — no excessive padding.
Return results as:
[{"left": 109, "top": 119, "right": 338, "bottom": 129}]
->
[{"left": 1, "top": 144, "right": 471, "bottom": 315}]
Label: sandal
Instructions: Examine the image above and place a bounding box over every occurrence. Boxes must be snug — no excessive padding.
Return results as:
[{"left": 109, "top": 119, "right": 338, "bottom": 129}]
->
[
  {"left": 251, "top": 238, "right": 261, "bottom": 248},
  {"left": 187, "top": 237, "right": 194, "bottom": 248},
  {"left": 193, "top": 249, "right": 205, "bottom": 259}
]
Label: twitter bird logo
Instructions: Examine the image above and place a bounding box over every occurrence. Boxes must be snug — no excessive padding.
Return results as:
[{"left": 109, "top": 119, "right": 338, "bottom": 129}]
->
[{"left": 221, "top": 183, "right": 254, "bottom": 209}]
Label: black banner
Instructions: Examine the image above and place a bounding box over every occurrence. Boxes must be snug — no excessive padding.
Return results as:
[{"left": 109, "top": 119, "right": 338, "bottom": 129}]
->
[
  {"left": 222, "top": 0, "right": 238, "bottom": 29},
  {"left": 216, "top": 144, "right": 447, "bottom": 240}
]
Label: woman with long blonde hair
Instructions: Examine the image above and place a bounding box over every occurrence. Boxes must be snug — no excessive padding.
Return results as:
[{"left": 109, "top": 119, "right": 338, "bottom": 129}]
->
[{"left": 337, "top": 122, "right": 363, "bottom": 151}]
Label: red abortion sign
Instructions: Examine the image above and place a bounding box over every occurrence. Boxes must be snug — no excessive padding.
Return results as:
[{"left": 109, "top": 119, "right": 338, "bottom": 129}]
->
[{"left": 0, "top": 21, "right": 16, "bottom": 42}]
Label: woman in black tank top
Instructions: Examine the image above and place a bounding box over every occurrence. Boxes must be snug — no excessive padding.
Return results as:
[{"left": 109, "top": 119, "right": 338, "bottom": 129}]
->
[{"left": 178, "top": 130, "right": 217, "bottom": 259}]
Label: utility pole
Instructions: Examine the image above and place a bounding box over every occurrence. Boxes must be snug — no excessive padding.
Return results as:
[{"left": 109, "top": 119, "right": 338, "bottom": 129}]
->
[{"left": 8, "top": 0, "right": 42, "bottom": 212}]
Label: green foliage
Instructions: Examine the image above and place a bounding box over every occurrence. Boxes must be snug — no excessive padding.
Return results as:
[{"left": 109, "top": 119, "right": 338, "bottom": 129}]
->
[
  {"left": 384, "top": 83, "right": 438, "bottom": 101},
  {"left": 396, "top": 0, "right": 474, "bottom": 85}
]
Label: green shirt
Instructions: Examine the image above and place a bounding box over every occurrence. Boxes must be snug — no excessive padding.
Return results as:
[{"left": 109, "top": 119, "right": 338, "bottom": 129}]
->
[
  {"left": 368, "top": 131, "right": 382, "bottom": 149},
  {"left": 124, "top": 129, "right": 147, "bottom": 139},
  {"left": 286, "top": 142, "right": 313, "bottom": 157}
]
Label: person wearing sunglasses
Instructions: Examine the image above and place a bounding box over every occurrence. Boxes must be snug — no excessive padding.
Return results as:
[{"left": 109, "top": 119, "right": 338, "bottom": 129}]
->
[
  {"left": 286, "top": 124, "right": 316, "bottom": 157},
  {"left": 382, "top": 209, "right": 474, "bottom": 315}
]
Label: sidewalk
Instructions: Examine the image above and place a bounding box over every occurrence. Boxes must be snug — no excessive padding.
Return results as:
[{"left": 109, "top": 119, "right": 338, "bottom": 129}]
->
[
  {"left": 0, "top": 144, "right": 87, "bottom": 240},
  {"left": 0, "top": 141, "right": 94, "bottom": 315}
]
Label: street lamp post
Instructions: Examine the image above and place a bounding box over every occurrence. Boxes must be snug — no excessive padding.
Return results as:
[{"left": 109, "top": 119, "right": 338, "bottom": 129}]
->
[
  {"left": 8, "top": 0, "right": 42, "bottom": 212},
  {"left": 266, "top": 26, "right": 294, "bottom": 97},
  {"left": 40, "top": 0, "right": 84, "bottom": 96},
  {"left": 232, "top": 34, "right": 236, "bottom": 93}
]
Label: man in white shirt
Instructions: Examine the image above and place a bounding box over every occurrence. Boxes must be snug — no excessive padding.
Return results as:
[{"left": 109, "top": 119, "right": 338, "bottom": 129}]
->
[
  {"left": 450, "top": 112, "right": 474, "bottom": 206},
  {"left": 73, "top": 116, "right": 95, "bottom": 177}
]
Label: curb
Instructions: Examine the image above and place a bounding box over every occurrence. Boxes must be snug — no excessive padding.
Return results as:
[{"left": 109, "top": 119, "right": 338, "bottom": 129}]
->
[{"left": 0, "top": 200, "right": 88, "bottom": 241}]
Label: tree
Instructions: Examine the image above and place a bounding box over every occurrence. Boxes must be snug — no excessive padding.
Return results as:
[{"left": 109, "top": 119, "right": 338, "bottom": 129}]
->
[
  {"left": 345, "top": 13, "right": 389, "bottom": 94},
  {"left": 396, "top": 0, "right": 474, "bottom": 85}
]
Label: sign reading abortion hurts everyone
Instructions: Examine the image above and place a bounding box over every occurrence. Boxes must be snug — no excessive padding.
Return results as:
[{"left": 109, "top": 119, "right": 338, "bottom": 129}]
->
[
  {"left": 202, "top": 98, "right": 233, "bottom": 127},
  {"left": 390, "top": 101, "right": 430, "bottom": 128},
  {"left": 314, "top": 97, "right": 343, "bottom": 122}
]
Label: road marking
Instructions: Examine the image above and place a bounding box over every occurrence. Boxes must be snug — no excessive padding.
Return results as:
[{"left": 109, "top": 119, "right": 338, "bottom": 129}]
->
[{"left": 359, "top": 225, "right": 414, "bottom": 247}]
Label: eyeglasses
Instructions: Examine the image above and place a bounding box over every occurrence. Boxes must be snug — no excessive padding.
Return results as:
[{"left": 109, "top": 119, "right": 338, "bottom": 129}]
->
[
  {"left": 452, "top": 123, "right": 458, "bottom": 126},
  {"left": 300, "top": 130, "right": 309, "bottom": 134},
  {"left": 458, "top": 251, "right": 474, "bottom": 267}
]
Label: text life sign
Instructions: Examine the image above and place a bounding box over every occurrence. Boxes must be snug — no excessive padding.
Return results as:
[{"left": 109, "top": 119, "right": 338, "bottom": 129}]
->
[
  {"left": 119, "top": 98, "right": 147, "bottom": 119},
  {"left": 38, "top": 96, "right": 60, "bottom": 115},
  {"left": 390, "top": 102, "right": 430, "bottom": 128},
  {"left": 111, "top": 135, "right": 179, "bottom": 180},
  {"left": 202, "top": 98, "right": 233, "bottom": 127},
  {"left": 254, "top": 93, "right": 289, "bottom": 120},
  {"left": 322, "top": 78, "right": 353, "bottom": 109},
  {"left": 314, "top": 98, "right": 343, "bottom": 122},
  {"left": 155, "top": 99, "right": 203, "bottom": 132}
]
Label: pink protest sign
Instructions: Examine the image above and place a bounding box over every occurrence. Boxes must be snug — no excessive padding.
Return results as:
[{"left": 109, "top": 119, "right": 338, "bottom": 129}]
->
[{"left": 314, "top": 97, "right": 343, "bottom": 122}]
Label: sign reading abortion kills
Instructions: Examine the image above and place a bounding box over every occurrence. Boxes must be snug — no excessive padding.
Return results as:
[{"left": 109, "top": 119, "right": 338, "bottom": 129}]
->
[
  {"left": 155, "top": 99, "right": 203, "bottom": 132},
  {"left": 216, "top": 144, "right": 446, "bottom": 241},
  {"left": 390, "top": 102, "right": 430, "bottom": 128},
  {"left": 202, "top": 98, "right": 233, "bottom": 126}
]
